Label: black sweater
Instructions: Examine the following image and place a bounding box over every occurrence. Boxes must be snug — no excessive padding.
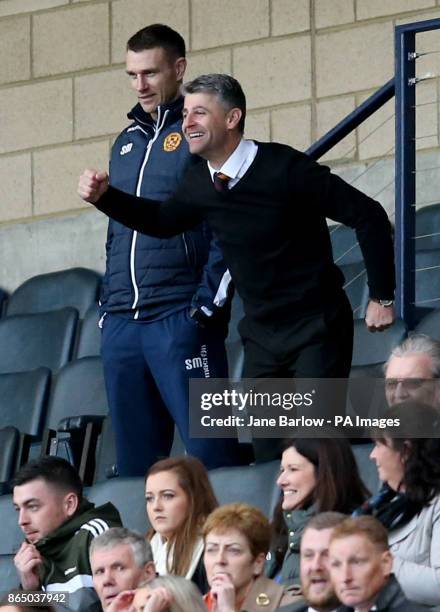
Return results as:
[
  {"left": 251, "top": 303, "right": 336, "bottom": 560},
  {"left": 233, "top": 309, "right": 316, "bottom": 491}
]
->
[{"left": 96, "top": 142, "right": 395, "bottom": 326}]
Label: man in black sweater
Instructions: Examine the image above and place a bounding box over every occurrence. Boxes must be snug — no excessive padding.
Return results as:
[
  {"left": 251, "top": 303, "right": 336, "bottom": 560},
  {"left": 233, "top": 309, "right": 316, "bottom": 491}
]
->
[{"left": 78, "top": 74, "right": 395, "bottom": 381}]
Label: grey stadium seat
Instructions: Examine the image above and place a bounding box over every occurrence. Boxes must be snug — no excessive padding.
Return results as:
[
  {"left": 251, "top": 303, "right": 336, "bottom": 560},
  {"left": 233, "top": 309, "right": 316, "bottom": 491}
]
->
[
  {"left": 351, "top": 318, "right": 407, "bottom": 368},
  {"left": 0, "top": 493, "right": 24, "bottom": 589},
  {"left": 415, "top": 308, "right": 440, "bottom": 340},
  {"left": 339, "top": 261, "right": 369, "bottom": 318},
  {"left": 6, "top": 267, "right": 101, "bottom": 318},
  {"left": 0, "top": 368, "right": 51, "bottom": 438},
  {"left": 76, "top": 304, "right": 101, "bottom": 358},
  {"left": 0, "top": 287, "right": 8, "bottom": 317},
  {"left": 0, "top": 427, "right": 20, "bottom": 487},
  {"left": 209, "top": 460, "right": 280, "bottom": 517},
  {"left": 0, "top": 308, "right": 78, "bottom": 374},
  {"left": 87, "top": 477, "right": 147, "bottom": 533}
]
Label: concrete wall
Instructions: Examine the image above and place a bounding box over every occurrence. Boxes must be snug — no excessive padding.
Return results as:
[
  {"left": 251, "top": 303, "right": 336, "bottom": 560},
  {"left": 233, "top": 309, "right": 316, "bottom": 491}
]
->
[{"left": 1, "top": 0, "right": 439, "bottom": 291}]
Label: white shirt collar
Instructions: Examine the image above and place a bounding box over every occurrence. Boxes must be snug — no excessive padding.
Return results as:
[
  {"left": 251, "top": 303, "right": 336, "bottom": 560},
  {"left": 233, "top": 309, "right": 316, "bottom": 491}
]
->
[{"left": 208, "top": 138, "right": 257, "bottom": 181}]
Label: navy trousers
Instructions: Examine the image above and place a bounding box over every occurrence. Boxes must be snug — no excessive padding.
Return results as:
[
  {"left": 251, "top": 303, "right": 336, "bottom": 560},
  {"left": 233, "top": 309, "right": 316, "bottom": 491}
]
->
[{"left": 102, "top": 309, "right": 250, "bottom": 476}]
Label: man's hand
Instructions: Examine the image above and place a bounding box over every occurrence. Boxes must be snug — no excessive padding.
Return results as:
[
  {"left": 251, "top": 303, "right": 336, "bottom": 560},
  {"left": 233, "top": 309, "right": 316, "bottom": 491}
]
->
[
  {"left": 78, "top": 169, "right": 109, "bottom": 204},
  {"left": 365, "top": 300, "right": 395, "bottom": 332},
  {"left": 14, "top": 542, "right": 43, "bottom": 590},
  {"left": 210, "top": 573, "right": 236, "bottom": 612}
]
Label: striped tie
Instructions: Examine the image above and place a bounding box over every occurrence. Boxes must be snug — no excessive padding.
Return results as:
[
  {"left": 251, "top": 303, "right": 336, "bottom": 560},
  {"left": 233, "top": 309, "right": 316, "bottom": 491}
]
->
[{"left": 213, "top": 172, "right": 231, "bottom": 194}]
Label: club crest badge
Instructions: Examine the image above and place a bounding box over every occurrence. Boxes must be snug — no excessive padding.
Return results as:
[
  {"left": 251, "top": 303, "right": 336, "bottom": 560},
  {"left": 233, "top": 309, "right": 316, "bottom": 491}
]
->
[{"left": 163, "top": 132, "right": 182, "bottom": 151}]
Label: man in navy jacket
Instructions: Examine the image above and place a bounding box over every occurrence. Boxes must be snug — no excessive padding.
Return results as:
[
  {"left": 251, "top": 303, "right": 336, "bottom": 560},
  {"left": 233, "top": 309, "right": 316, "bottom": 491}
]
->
[{"left": 99, "top": 27, "right": 247, "bottom": 476}]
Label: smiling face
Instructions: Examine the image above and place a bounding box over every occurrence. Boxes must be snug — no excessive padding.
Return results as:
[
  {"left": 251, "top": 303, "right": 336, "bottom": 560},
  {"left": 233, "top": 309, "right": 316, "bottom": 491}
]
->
[
  {"left": 369, "top": 439, "right": 406, "bottom": 491},
  {"left": 91, "top": 543, "right": 154, "bottom": 610},
  {"left": 145, "top": 470, "right": 190, "bottom": 540},
  {"left": 276, "top": 446, "right": 317, "bottom": 511},
  {"left": 329, "top": 535, "right": 392, "bottom": 612},
  {"left": 182, "top": 92, "right": 242, "bottom": 167},
  {"left": 13, "top": 478, "right": 77, "bottom": 544},
  {"left": 126, "top": 47, "right": 186, "bottom": 118},
  {"left": 204, "top": 528, "right": 265, "bottom": 601},
  {"left": 300, "top": 527, "right": 340, "bottom": 611}
]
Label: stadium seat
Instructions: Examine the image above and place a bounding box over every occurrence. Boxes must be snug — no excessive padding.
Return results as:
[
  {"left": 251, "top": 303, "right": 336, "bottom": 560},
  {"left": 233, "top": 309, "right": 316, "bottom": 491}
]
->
[
  {"left": 93, "top": 416, "right": 118, "bottom": 483},
  {"left": 76, "top": 304, "right": 101, "bottom": 358},
  {"left": 6, "top": 267, "right": 101, "bottom": 319},
  {"left": 415, "top": 202, "right": 440, "bottom": 251},
  {"left": 0, "top": 427, "right": 19, "bottom": 488},
  {"left": 209, "top": 460, "right": 280, "bottom": 517},
  {"left": 0, "top": 368, "right": 51, "bottom": 438},
  {"left": 414, "top": 308, "right": 440, "bottom": 339},
  {"left": 0, "top": 494, "right": 23, "bottom": 588},
  {"left": 0, "top": 288, "right": 8, "bottom": 317},
  {"left": 87, "top": 477, "right": 147, "bottom": 533},
  {"left": 0, "top": 308, "right": 78, "bottom": 374},
  {"left": 42, "top": 357, "right": 108, "bottom": 484},
  {"left": 329, "top": 224, "right": 363, "bottom": 265},
  {"left": 352, "top": 442, "right": 380, "bottom": 493},
  {"left": 351, "top": 318, "right": 407, "bottom": 368}
]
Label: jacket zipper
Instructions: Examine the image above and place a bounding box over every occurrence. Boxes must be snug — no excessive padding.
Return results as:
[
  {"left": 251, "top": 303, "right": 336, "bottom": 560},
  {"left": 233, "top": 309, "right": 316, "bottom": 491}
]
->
[{"left": 130, "top": 107, "right": 169, "bottom": 318}]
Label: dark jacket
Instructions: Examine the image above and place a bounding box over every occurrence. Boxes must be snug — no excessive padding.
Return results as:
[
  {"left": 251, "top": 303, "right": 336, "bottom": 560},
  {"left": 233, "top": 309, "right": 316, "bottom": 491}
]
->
[
  {"left": 266, "top": 505, "right": 316, "bottom": 586},
  {"left": 36, "top": 499, "right": 121, "bottom": 611},
  {"left": 336, "top": 575, "right": 429, "bottom": 611},
  {"left": 101, "top": 97, "right": 231, "bottom": 324},
  {"left": 96, "top": 142, "right": 395, "bottom": 343}
]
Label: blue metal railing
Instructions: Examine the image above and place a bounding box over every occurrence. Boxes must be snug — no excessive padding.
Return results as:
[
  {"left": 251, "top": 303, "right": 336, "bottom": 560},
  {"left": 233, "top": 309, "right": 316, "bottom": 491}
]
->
[{"left": 306, "top": 17, "right": 440, "bottom": 329}]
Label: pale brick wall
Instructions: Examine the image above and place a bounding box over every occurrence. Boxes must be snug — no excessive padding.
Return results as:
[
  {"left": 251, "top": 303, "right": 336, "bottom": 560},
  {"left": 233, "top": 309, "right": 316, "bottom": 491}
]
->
[{"left": 0, "top": 0, "right": 439, "bottom": 290}]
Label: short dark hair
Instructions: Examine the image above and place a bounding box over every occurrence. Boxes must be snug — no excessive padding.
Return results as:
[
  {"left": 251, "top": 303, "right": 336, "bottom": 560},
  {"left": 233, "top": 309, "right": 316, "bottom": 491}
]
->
[
  {"left": 182, "top": 74, "right": 246, "bottom": 133},
  {"left": 304, "top": 511, "right": 347, "bottom": 535},
  {"left": 12, "top": 457, "right": 83, "bottom": 502},
  {"left": 127, "top": 23, "right": 185, "bottom": 61}
]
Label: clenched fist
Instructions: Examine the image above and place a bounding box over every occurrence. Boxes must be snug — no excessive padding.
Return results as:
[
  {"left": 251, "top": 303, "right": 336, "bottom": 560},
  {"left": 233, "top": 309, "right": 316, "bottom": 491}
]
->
[{"left": 78, "top": 169, "right": 109, "bottom": 204}]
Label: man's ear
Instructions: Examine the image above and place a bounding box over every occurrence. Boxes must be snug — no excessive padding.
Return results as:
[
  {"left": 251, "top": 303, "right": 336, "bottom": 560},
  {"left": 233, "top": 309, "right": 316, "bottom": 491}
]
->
[
  {"left": 226, "top": 108, "right": 242, "bottom": 131},
  {"left": 175, "top": 57, "right": 187, "bottom": 81},
  {"left": 381, "top": 550, "right": 393, "bottom": 577},
  {"left": 64, "top": 492, "right": 79, "bottom": 517},
  {"left": 143, "top": 561, "right": 157, "bottom": 582}
]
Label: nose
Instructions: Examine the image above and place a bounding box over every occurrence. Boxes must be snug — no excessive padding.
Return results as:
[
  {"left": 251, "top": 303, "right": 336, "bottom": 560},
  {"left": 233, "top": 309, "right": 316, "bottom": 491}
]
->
[
  {"left": 394, "top": 380, "right": 409, "bottom": 401},
  {"left": 340, "top": 564, "right": 353, "bottom": 584},
  {"left": 182, "top": 112, "right": 195, "bottom": 132},
  {"left": 18, "top": 508, "right": 29, "bottom": 527},
  {"left": 310, "top": 553, "right": 325, "bottom": 572},
  {"left": 214, "top": 548, "right": 227, "bottom": 566},
  {"left": 135, "top": 74, "right": 148, "bottom": 92},
  {"left": 276, "top": 471, "right": 287, "bottom": 487},
  {"left": 102, "top": 567, "right": 115, "bottom": 586}
]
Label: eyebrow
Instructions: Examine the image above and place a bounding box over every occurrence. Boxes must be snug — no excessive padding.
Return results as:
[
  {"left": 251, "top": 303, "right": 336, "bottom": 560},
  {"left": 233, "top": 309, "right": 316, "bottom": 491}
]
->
[
  {"left": 13, "top": 497, "right": 40, "bottom": 508},
  {"left": 145, "top": 488, "right": 176, "bottom": 495}
]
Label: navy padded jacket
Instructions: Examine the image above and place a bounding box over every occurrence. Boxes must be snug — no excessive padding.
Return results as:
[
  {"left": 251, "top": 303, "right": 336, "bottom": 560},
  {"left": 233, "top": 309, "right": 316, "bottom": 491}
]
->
[{"left": 101, "top": 97, "right": 231, "bottom": 322}]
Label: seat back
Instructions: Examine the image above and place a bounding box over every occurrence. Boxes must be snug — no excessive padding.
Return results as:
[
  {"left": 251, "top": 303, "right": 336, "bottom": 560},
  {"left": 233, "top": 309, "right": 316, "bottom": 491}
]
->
[
  {"left": 352, "top": 318, "right": 407, "bottom": 367},
  {"left": 209, "top": 460, "right": 280, "bottom": 517},
  {"left": 76, "top": 304, "right": 101, "bottom": 358},
  {"left": 415, "top": 309, "right": 440, "bottom": 339},
  {"left": 87, "top": 477, "right": 147, "bottom": 533},
  {"left": 0, "top": 368, "right": 51, "bottom": 437},
  {"left": 352, "top": 442, "right": 380, "bottom": 493},
  {"left": 0, "top": 427, "right": 19, "bottom": 484},
  {"left": 0, "top": 288, "right": 8, "bottom": 317},
  {"left": 6, "top": 268, "right": 101, "bottom": 318},
  {"left": 45, "top": 356, "right": 108, "bottom": 430},
  {"left": 0, "top": 493, "right": 24, "bottom": 590},
  {"left": 0, "top": 308, "right": 78, "bottom": 374}
]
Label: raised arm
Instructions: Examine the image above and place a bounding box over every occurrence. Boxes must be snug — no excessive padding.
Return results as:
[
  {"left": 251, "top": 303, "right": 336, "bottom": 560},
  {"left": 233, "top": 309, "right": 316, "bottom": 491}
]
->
[{"left": 78, "top": 168, "right": 203, "bottom": 238}]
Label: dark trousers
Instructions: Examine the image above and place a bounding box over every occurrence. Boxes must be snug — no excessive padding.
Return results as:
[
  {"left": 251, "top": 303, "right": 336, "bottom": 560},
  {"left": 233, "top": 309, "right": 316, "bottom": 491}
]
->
[
  {"left": 240, "top": 293, "right": 354, "bottom": 462},
  {"left": 102, "top": 309, "right": 250, "bottom": 476}
]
